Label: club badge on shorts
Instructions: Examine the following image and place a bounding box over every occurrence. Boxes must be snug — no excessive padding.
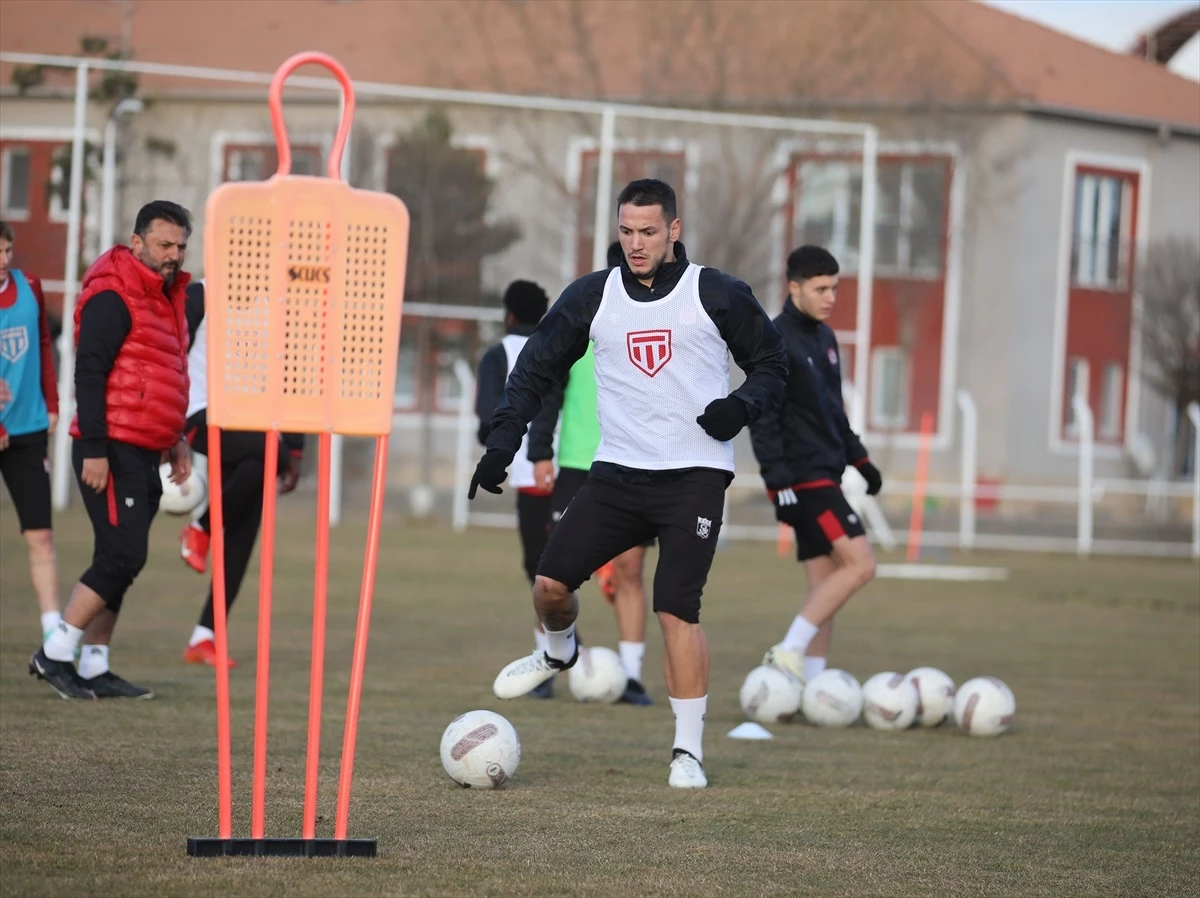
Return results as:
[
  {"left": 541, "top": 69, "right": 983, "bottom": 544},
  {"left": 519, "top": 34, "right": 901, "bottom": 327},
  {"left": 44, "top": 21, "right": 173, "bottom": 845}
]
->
[{"left": 696, "top": 516, "right": 712, "bottom": 539}]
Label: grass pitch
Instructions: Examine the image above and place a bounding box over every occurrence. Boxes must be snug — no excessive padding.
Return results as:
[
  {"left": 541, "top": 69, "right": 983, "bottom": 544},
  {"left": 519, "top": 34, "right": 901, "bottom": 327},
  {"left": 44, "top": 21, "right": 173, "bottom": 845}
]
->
[{"left": 1, "top": 500, "right": 1197, "bottom": 897}]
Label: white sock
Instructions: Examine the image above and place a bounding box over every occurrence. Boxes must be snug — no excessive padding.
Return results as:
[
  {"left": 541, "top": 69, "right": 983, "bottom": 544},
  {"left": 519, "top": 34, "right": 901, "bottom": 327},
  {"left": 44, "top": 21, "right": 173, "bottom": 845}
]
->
[
  {"left": 40, "top": 611, "right": 62, "bottom": 637},
  {"left": 804, "top": 656, "right": 827, "bottom": 682},
  {"left": 44, "top": 620, "right": 83, "bottom": 662},
  {"left": 77, "top": 644, "right": 110, "bottom": 679},
  {"left": 618, "top": 641, "right": 645, "bottom": 683},
  {"left": 543, "top": 623, "right": 576, "bottom": 664},
  {"left": 669, "top": 695, "right": 707, "bottom": 762},
  {"left": 533, "top": 626, "right": 548, "bottom": 654},
  {"left": 782, "top": 615, "right": 819, "bottom": 654},
  {"left": 190, "top": 625, "right": 215, "bottom": 647}
]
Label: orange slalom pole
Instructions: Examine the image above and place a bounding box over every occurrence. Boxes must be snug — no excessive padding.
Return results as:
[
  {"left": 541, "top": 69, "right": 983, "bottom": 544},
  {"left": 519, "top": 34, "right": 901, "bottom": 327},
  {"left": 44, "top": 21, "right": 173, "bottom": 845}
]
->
[
  {"left": 250, "top": 430, "right": 280, "bottom": 840},
  {"left": 906, "top": 411, "right": 934, "bottom": 563},
  {"left": 302, "top": 432, "right": 333, "bottom": 840},
  {"left": 334, "top": 434, "right": 389, "bottom": 839},
  {"left": 207, "top": 425, "right": 233, "bottom": 840}
]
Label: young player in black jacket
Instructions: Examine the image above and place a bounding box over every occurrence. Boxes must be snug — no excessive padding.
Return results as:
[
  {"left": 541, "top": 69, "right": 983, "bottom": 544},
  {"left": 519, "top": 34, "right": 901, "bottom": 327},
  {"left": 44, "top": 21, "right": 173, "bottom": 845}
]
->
[{"left": 749, "top": 245, "right": 882, "bottom": 686}]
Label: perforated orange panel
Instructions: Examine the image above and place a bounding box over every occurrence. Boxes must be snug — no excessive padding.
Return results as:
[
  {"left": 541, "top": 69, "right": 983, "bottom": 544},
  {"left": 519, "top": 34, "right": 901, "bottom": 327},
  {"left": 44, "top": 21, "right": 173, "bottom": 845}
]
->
[{"left": 203, "top": 177, "right": 409, "bottom": 436}]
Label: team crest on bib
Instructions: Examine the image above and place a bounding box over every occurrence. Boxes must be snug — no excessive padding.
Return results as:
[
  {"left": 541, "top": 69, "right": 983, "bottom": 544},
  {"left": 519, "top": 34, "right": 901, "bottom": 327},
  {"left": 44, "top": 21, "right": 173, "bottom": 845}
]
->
[
  {"left": 0, "top": 325, "right": 29, "bottom": 363},
  {"left": 696, "top": 516, "right": 712, "bottom": 539},
  {"left": 626, "top": 329, "right": 672, "bottom": 377}
]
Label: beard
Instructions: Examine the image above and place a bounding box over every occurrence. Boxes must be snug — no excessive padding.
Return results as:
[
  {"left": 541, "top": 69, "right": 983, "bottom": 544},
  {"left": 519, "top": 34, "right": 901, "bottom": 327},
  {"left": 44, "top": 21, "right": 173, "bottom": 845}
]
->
[{"left": 138, "top": 247, "right": 178, "bottom": 286}]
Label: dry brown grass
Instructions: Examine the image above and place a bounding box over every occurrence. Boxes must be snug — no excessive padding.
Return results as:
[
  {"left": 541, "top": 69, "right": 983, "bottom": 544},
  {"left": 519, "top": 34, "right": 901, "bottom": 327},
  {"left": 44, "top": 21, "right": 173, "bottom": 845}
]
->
[{"left": 1, "top": 502, "right": 1197, "bottom": 897}]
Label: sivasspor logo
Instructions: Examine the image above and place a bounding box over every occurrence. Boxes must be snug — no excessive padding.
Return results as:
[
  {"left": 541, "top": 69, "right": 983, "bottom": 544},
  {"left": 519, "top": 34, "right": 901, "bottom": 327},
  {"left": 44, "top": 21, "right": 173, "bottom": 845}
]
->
[
  {"left": 0, "top": 325, "right": 29, "bottom": 363},
  {"left": 288, "top": 265, "right": 331, "bottom": 283},
  {"left": 626, "top": 329, "right": 672, "bottom": 377}
]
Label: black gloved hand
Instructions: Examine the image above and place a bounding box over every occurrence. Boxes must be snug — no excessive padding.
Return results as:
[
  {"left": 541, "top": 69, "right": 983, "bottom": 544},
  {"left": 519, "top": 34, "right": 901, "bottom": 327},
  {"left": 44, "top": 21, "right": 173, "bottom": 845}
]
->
[
  {"left": 857, "top": 459, "right": 883, "bottom": 496},
  {"left": 696, "top": 396, "right": 749, "bottom": 442},
  {"left": 469, "top": 448, "right": 515, "bottom": 499}
]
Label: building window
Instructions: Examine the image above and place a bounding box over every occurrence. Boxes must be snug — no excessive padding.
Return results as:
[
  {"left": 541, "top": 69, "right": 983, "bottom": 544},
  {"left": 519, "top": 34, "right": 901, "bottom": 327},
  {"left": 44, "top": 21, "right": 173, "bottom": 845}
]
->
[
  {"left": 223, "top": 144, "right": 322, "bottom": 182},
  {"left": 869, "top": 346, "right": 909, "bottom": 429},
  {"left": 1099, "top": 362, "right": 1123, "bottom": 441},
  {"left": 793, "top": 158, "right": 948, "bottom": 277},
  {"left": 577, "top": 150, "right": 686, "bottom": 276},
  {"left": 1, "top": 146, "right": 32, "bottom": 219},
  {"left": 1064, "top": 357, "right": 1090, "bottom": 437},
  {"left": 1072, "top": 171, "right": 1135, "bottom": 290}
]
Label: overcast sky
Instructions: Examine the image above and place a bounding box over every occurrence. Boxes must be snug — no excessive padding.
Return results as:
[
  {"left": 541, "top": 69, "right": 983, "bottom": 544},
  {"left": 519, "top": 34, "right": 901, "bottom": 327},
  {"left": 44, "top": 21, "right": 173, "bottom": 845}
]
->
[{"left": 980, "top": 0, "right": 1200, "bottom": 81}]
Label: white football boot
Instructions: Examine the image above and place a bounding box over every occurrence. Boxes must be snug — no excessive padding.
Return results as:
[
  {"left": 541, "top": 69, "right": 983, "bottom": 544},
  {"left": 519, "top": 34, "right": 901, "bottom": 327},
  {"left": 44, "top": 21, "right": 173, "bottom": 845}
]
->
[
  {"left": 762, "top": 643, "right": 805, "bottom": 681},
  {"left": 493, "top": 649, "right": 576, "bottom": 700},
  {"left": 668, "top": 750, "right": 708, "bottom": 789}
]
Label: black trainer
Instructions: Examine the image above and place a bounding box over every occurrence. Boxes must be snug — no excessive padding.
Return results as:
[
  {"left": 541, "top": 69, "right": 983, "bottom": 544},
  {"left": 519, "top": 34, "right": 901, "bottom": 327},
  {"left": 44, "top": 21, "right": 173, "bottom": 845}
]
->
[
  {"left": 83, "top": 670, "right": 154, "bottom": 700},
  {"left": 618, "top": 678, "right": 653, "bottom": 706},
  {"left": 28, "top": 649, "right": 97, "bottom": 700},
  {"left": 527, "top": 676, "right": 555, "bottom": 699}
]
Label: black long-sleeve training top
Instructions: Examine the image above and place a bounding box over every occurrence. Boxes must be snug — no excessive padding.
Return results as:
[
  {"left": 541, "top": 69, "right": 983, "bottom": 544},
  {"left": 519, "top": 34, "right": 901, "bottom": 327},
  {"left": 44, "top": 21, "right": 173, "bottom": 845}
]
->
[
  {"left": 484, "top": 242, "right": 788, "bottom": 483},
  {"left": 474, "top": 321, "right": 560, "bottom": 453},
  {"left": 748, "top": 300, "right": 868, "bottom": 487},
  {"left": 74, "top": 290, "right": 132, "bottom": 458}
]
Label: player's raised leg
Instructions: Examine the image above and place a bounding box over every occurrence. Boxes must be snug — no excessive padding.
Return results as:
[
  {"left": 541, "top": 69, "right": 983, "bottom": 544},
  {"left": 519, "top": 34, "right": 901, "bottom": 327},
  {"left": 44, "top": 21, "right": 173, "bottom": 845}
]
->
[
  {"left": 493, "top": 477, "right": 649, "bottom": 699},
  {"left": 764, "top": 522, "right": 875, "bottom": 678}
]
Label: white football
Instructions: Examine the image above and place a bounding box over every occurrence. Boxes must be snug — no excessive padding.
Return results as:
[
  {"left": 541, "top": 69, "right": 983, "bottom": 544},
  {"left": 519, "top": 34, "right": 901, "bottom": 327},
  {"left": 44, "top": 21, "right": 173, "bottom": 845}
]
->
[
  {"left": 953, "top": 676, "right": 1016, "bottom": 736},
  {"left": 801, "top": 669, "right": 863, "bottom": 727},
  {"left": 739, "top": 665, "right": 803, "bottom": 724},
  {"left": 567, "top": 646, "right": 626, "bottom": 704},
  {"left": 440, "top": 710, "right": 521, "bottom": 788},
  {"left": 158, "top": 461, "right": 207, "bottom": 516},
  {"left": 862, "top": 671, "right": 920, "bottom": 730},
  {"left": 905, "top": 667, "right": 957, "bottom": 728}
]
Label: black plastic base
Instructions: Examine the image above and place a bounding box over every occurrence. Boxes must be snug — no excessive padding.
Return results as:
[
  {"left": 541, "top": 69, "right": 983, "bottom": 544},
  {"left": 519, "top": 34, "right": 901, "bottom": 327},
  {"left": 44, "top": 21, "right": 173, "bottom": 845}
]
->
[{"left": 187, "top": 837, "right": 377, "bottom": 857}]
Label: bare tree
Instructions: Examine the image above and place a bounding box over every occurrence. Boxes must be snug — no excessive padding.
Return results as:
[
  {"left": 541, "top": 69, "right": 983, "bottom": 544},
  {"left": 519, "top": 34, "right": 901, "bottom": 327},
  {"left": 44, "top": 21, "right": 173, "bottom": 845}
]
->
[{"left": 1139, "top": 237, "right": 1200, "bottom": 475}]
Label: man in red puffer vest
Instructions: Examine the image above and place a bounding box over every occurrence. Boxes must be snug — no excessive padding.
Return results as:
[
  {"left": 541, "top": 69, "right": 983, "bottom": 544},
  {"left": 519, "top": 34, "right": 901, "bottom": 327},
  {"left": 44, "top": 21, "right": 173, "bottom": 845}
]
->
[{"left": 29, "top": 201, "right": 194, "bottom": 700}]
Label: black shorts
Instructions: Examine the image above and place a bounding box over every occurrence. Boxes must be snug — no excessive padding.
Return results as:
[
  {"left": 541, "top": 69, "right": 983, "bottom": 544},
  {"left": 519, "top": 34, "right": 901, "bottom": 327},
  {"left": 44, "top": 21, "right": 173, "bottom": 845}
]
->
[
  {"left": 73, "top": 439, "right": 162, "bottom": 608},
  {"left": 0, "top": 430, "right": 52, "bottom": 531},
  {"left": 536, "top": 469, "right": 727, "bottom": 623},
  {"left": 515, "top": 490, "right": 553, "bottom": 585},
  {"left": 779, "top": 483, "right": 866, "bottom": 561},
  {"left": 552, "top": 466, "right": 655, "bottom": 550}
]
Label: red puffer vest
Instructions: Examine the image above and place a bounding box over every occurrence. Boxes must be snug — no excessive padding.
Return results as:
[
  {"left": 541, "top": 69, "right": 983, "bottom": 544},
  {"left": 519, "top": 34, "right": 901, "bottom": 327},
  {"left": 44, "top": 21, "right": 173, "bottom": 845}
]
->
[{"left": 68, "top": 246, "right": 191, "bottom": 451}]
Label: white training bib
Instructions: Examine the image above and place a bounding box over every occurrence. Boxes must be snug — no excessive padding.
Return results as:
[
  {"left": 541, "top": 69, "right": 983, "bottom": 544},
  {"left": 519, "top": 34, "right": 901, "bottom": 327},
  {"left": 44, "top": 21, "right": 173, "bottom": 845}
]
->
[
  {"left": 186, "top": 282, "right": 208, "bottom": 419},
  {"left": 590, "top": 263, "right": 733, "bottom": 472},
  {"left": 502, "top": 333, "right": 538, "bottom": 488}
]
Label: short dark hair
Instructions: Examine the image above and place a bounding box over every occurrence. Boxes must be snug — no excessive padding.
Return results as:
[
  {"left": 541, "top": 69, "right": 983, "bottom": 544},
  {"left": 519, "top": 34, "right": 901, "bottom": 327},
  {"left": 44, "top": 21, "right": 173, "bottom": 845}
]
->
[
  {"left": 134, "top": 200, "right": 192, "bottom": 238},
  {"left": 606, "top": 240, "right": 623, "bottom": 268},
  {"left": 0, "top": 221, "right": 13, "bottom": 243},
  {"left": 502, "top": 279, "right": 549, "bottom": 325},
  {"left": 787, "top": 245, "right": 839, "bottom": 282},
  {"left": 616, "top": 178, "right": 677, "bottom": 223}
]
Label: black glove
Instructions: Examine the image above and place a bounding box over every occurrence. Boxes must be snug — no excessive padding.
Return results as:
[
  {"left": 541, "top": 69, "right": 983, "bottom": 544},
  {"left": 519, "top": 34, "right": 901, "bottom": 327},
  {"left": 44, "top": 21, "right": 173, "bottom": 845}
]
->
[
  {"left": 857, "top": 459, "right": 883, "bottom": 495},
  {"left": 696, "top": 396, "right": 748, "bottom": 442},
  {"left": 469, "top": 448, "right": 515, "bottom": 499}
]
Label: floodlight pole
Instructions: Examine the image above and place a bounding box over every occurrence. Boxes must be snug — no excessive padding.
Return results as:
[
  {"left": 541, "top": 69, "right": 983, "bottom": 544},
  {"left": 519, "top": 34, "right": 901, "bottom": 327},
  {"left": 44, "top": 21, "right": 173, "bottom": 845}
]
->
[
  {"left": 51, "top": 62, "right": 90, "bottom": 510},
  {"left": 850, "top": 126, "right": 878, "bottom": 436},
  {"left": 591, "top": 107, "right": 617, "bottom": 272}
]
